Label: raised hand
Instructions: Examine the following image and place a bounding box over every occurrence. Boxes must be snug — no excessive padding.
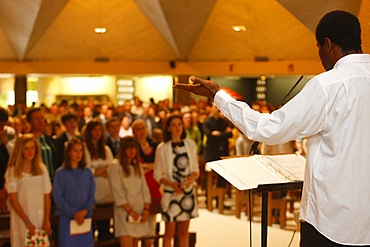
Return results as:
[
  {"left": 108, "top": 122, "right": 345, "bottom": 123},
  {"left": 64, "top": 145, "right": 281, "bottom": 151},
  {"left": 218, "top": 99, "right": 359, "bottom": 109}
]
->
[{"left": 173, "top": 76, "right": 220, "bottom": 99}]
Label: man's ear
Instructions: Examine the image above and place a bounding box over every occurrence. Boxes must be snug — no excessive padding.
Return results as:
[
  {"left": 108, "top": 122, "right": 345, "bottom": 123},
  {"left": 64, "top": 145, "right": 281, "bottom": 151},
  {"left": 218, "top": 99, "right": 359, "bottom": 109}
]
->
[{"left": 323, "top": 37, "right": 333, "bottom": 53}]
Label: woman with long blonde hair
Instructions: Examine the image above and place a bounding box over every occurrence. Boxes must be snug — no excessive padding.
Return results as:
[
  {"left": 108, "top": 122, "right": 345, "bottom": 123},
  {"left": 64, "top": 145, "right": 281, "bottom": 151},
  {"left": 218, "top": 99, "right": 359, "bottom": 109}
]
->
[{"left": 5, "top": 133, "right": 52, "bottom": 247}]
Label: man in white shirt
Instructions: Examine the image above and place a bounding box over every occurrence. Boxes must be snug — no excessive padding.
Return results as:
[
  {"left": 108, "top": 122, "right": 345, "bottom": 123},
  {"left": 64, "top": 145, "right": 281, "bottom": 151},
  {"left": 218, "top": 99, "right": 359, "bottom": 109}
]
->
[{"left": 174, "top": 10, "right": 370, "bottom": 247}]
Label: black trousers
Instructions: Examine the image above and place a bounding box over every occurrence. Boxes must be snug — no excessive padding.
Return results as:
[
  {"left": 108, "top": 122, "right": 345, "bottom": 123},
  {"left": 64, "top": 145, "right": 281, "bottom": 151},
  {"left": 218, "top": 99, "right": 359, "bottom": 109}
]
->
[{"left": 300, "top": 222, "right": 370, "bottom": 247}]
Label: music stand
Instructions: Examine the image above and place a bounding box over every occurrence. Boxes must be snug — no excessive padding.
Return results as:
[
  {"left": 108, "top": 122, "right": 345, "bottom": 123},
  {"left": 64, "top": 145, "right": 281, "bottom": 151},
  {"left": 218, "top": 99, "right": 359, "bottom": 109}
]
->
[
  {"left": 257, "top": 181, "right": 303, "bottom": 247},
  {"left": 207, "top": 154, "right": 305, "bottom": 247}
]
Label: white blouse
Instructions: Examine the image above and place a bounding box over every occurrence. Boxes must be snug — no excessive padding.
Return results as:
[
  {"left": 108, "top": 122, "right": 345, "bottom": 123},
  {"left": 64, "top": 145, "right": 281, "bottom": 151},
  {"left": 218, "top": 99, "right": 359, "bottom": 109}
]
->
[{"left": 85, "top": 145, "right": 114, "bottom": 203}]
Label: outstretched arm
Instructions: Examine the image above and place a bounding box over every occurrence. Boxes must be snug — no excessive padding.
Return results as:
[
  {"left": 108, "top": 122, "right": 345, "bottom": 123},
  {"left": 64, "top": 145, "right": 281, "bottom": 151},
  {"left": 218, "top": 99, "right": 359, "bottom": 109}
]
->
[{"left": 172, "top": 76, "right": 220, "bottom": 99}]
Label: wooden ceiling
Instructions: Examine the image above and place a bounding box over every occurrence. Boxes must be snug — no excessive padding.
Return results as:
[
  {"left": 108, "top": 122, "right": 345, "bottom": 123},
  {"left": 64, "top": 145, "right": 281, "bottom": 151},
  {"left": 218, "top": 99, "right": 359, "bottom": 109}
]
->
[{"left": 0, "top": 0, "right": 368, "bottom": 76}]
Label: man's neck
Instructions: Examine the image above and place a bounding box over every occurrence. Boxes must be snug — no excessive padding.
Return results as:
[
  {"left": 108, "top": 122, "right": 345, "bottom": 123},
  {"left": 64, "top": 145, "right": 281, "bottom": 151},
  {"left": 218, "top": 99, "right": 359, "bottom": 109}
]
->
[
  {"left": 110, "top": 135, "right": 120, "bottom": 140},
  {"left": 32, "top": 130, "right": 44, "bottom": 138},
  {"left": 66, "top": 130, "right": 76, "bottom": 136}
]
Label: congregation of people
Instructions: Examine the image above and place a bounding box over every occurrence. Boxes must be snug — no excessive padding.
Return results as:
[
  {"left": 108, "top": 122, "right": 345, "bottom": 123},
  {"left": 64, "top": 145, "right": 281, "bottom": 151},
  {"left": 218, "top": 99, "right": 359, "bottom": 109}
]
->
[{"left": 0, "top": 95, "right": 306, "bottom": 247}]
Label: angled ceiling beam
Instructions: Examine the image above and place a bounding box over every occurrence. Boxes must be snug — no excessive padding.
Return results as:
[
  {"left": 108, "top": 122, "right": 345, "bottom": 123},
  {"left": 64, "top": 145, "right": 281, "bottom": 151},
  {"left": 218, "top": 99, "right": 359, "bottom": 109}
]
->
[
  {"left": 0, "top": 0, "right": 42, "bottom": 60},
  {"left": 134, "top": 0, "right": 182, "bottom": 58},
  {"left": 158, "top": 0, "right": 217, "bottom": 60},
  {"left": 0, "top": 0, "right": 68, "bottom": 61},
  {"left": 134, "top": 0, "right": 217, "bottom": 60},
  {"left": 27, "top": 0, "right": 70, "bottom": 56},
  {"left": 278, "top": 0, "right": 362, "bottom": 33}
]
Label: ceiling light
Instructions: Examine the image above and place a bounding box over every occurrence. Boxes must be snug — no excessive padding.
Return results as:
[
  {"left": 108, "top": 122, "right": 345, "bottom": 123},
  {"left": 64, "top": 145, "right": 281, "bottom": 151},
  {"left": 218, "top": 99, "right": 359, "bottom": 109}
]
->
[
  {"left": 232, "top": 25, "right": 247, "bottom": 32},
  {"left": 95, "top": 27, "right": 107, "bottom": 33}
]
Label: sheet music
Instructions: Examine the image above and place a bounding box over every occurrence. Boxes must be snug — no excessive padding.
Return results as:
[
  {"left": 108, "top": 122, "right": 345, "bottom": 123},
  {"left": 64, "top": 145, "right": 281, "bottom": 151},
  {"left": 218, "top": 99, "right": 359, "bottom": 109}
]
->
[
  {"left": 262, "top": 154, "right": 305, "bottom": 181},
  {"left": 207, "top": 154, "right": 305, "bottom": 190}
]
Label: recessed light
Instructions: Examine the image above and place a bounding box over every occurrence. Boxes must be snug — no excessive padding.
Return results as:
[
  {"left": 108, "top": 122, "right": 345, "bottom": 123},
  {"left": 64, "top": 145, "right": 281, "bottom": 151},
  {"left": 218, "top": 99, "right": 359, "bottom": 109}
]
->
[
  {"left": 95, "top": 28, "right": 107, "bottom": 33},
  {"left": 232, "top": 25, "right": 247, "bottom": 32}
]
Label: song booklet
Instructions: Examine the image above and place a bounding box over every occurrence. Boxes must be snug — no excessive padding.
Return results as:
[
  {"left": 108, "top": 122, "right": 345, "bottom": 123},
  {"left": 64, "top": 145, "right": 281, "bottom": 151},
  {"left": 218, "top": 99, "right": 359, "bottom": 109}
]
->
[{"left": 206, "top": 154, "right": 306, "bottom": 190}]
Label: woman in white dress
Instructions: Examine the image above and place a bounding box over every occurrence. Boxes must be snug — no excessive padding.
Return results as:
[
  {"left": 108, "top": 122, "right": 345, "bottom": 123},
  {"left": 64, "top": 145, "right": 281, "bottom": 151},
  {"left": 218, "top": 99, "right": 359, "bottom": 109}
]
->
[
  {"left": 84, "top": 119, "right": 114, "bottom": 241},
  {"left": 4, "top": 133, "right": 52, "bottom": 247},
  {"left": 108, "top": 136, "right": 151, "bottom": 247}
]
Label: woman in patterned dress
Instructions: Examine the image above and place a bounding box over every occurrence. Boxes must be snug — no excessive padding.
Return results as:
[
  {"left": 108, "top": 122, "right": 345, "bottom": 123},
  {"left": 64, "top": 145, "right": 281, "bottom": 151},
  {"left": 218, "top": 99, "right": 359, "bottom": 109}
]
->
[{"left": 154, "top": 115, "right": 199, "bottom": 247}]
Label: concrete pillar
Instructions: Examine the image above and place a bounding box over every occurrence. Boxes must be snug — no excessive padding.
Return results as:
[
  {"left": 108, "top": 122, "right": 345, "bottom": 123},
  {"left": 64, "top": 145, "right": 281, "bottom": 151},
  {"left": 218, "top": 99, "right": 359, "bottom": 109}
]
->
[
  {"left": 14, "top": 75, "right": 27, "bottom": 105},
  {"left": 173, "top": 75, "right": 191, "bottom": 107}
]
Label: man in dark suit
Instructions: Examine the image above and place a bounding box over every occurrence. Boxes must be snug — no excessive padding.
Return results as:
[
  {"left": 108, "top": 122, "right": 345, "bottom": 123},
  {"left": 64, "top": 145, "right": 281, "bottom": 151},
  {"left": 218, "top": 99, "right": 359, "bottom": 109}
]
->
[
  {"left": 203, "top": 103, "right": 232, "bottom": 207},
  {"left": 0, "top": 107, "right": 15, "bottom": 213},
  {"left": 78, "top": 106, "right": 93, "bottom": 133},
  {"left": 105, "top": 117, "right": 121, "bottom": 158},
  {"left": 203, "top": 103, "right": 232, "bottom": 169},
  {"left": 54, "top": 111, "right": 81, "bottom": 169}
]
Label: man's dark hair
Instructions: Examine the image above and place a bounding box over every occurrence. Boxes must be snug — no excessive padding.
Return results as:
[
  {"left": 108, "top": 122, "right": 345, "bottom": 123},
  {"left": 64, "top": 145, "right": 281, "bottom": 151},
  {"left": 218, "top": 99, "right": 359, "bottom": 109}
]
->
[
  {"left": 106, "top": 116, "right": 120, "bottom": 129},
  {"left": 26, "top": 107, "right": 42, "bottom": 122},
  {"left": 0, "top": 107, "right": 9, "bottom": 122},
  {"left": 315, "top": 10, "right": 362, "bottom": 53},
  {"left": 61, "top": 111, "right": 78, "bottom": 124}
]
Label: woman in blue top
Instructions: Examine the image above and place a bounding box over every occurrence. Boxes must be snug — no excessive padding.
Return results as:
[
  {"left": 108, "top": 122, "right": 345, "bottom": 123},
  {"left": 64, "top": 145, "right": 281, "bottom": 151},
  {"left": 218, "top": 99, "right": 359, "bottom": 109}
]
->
[{"left": 53, "top": 138, "right": 95, "bottom": 247}]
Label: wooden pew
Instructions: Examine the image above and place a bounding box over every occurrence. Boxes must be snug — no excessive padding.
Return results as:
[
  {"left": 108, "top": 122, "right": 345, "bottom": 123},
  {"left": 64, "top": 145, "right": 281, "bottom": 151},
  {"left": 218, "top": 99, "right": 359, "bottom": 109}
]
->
[
  {"left": 92, "top": 203, "right": 119, "bottom": 247},
  {"left": 0, "top": 213, "right": 10, "bottom": 247},
  {"left": 206, "top": 170, "right": 225, "bottom": 214},
  {"left": 2, "top": 203, "right": 196, "bottom": 247},
  {"left": 93, "top": 203, "right": 165, "bottom": 247}
]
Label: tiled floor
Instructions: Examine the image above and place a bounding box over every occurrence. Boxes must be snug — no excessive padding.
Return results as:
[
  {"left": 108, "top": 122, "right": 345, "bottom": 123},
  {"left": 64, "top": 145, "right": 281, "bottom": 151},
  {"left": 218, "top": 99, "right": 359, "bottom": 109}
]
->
[
  {"left": 157, "top": 187, "right": 301, "bottom": 247},
  {"left": 188, "top": 208, "right": 300, "bottom": 247}
]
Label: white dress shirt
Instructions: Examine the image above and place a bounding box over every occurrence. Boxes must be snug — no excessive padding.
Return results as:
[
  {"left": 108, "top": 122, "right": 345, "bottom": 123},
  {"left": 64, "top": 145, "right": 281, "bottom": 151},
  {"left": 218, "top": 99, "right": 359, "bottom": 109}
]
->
[{"left": 215, "top": 54, "right": 370, "bottom": 245}]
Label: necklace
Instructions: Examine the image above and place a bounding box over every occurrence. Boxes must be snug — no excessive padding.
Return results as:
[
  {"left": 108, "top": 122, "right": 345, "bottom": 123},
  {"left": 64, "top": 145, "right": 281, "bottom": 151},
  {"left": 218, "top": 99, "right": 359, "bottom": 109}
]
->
[
  {"left": 23, "top": 166, "right": 31, "bottom": 173},
  {"left": 171, "top": 141, "right": 184, "bottom": 148}
]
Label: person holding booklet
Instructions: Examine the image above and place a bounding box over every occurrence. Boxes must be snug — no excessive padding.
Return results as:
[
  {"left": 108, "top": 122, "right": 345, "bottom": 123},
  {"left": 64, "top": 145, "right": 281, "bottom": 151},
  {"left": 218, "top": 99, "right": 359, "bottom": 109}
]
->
[
  {"left": 108, "top": 136, "right": 151, "bottom": 247},
  {"left": 174, "top": 10, "right": 370, "bottom": 247},
  {"left": 83, "top": 119, "right": 114, "bottom": 241},
  {"left": 132, "top": 119, "right": 162, "bottom": 247},
  {"left": 53, "top": 138, "right": 95, "bottom": 247},
  {"left": 4, "top": 133, "right": 53, "bottom": 247},
  {"left": 154, "top": 115, "right": 199, "bottom": 247}
]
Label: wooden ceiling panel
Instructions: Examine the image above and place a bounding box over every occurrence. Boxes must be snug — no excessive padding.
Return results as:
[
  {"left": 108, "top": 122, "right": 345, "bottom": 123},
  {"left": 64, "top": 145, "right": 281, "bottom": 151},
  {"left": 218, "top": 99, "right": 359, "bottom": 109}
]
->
[
  {"left": 190, "top": 0, "right": 317, "bottom": 61},
  {"left": 278, "top": 0, "right": 362, "bottom": 32},
  {"left": 27, "top": 0, "right": 177, "bottom": 61},
  {"left": 0, "top": 0, "right": 368, "bottom": 75},
  {"left": 0, "top": 29, "right": 17, "bottom": 60},
  {"left": 158, "top": 0, "right": 217, "bottom": 58}
]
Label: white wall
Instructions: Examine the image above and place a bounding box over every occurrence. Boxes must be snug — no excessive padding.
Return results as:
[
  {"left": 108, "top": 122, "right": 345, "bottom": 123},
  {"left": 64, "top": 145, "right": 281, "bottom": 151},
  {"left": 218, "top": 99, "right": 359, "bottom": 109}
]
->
[
  {"left": 41, "top": 75, "right": 117, "bottom": 106},
  {"left": 132, "top": 75, "right": 173, "bottom": 106},
  {"left": 0, "top": 77, "right": 15, "bottom": 107},
  {"left": 0, "top": 74, "right": 174, "bottom": 108}
]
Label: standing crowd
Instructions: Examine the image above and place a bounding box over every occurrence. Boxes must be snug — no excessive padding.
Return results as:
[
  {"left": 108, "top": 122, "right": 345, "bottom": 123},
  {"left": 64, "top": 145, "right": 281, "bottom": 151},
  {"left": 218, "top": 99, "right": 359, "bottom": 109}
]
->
[
  {"left": 1, "top": 97, "right": 205, "bottom": 247},
  {"left": 0, "top": 95, "right": 304, "bottom": 247}
]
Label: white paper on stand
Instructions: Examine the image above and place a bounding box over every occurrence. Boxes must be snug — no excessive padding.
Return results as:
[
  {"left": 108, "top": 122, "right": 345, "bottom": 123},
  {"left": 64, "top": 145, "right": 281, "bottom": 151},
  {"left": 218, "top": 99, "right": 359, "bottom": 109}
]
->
[{"left": 206, "top": 154, "right": 305, "bottom": 191}]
